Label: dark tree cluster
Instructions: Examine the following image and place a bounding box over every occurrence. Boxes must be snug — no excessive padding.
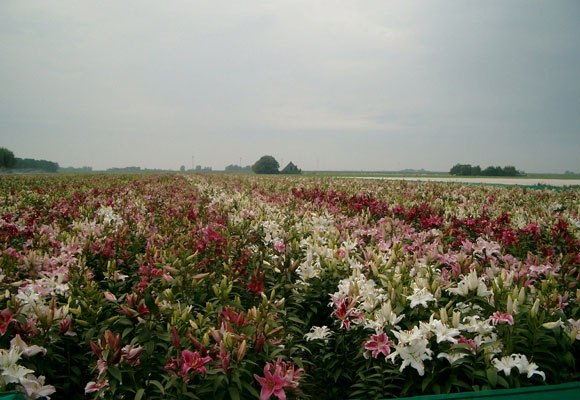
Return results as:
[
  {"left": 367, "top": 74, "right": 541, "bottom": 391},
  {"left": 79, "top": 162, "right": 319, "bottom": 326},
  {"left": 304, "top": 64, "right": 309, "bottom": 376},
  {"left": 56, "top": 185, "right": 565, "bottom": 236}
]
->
[
  {"left": 0, "top": 147, "right": 16, "bottom": 168},
  {"left": 60, "top": 166, "right": 93, "bottom": 173},
  {"left": 15, "top": 158, "right": 60, "bottom": 172},
  {"left": 1, "top": 147, "right": 59, "bottom": 172},
  {"left": 450, "top": 164, "right": 522, "bottom": 176},
  {"left": 252, "top": 155, "right": 280, "bottom": 174},
  {"left": 225, "top": 164, "right": 252, "bottom": 172},
  {"left": 251, "top": 156, "right": 302, "bottom": 175}
]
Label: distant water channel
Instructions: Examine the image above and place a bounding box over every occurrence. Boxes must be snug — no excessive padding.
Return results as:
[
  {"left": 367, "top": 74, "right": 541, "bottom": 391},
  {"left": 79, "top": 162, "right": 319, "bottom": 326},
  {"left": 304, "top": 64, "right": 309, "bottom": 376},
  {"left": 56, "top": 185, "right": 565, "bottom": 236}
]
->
[{"left": 351, "top": 176, "right": 580, "bottom": 187}]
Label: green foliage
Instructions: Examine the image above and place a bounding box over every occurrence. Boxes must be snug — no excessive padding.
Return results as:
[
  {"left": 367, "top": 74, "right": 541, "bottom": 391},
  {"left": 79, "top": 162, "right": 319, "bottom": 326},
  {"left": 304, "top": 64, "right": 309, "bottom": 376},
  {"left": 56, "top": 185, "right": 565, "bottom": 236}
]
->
[
  {"left": 1, "top": 173, "right": 579, "bottom": 399},
  {"left": 0, "top": 147, "right": 16, "bottom": 168},
  {"left": 450, "top": 163, "right": 522, "bottom": 176},
  {"left": 225, "top": 165, "right": 252, "bottom": 173},
  {"left": 14, "top": 157, "right": 59, "bottom": 172},
  {"left": 252, "top": 156, "right": 279, "bottom": 174}
]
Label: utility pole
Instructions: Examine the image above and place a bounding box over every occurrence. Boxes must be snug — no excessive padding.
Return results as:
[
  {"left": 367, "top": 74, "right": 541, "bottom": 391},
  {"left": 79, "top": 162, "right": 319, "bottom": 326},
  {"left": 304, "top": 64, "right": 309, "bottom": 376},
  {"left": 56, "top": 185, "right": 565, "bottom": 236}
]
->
[{"left": 191, "top": 155, "right": 194, "bottom": 171}]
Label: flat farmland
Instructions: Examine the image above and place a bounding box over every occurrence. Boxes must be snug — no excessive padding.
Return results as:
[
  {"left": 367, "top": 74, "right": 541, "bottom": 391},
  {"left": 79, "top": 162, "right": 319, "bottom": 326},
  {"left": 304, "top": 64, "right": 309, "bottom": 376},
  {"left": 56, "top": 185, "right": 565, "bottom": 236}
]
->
[
  {"left": 0, "top": 174, "right": 579, "bottom": 399},
  {"left": 351, "top": 176, "right": 580, "bottom": 187}
]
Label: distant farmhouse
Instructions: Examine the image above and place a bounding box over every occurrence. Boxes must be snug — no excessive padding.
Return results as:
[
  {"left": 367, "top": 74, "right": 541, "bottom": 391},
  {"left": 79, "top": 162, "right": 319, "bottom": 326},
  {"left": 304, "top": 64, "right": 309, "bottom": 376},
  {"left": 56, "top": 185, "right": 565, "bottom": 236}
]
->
[{"left": 281, "top": 162, "right": 301, "bottom": 174}]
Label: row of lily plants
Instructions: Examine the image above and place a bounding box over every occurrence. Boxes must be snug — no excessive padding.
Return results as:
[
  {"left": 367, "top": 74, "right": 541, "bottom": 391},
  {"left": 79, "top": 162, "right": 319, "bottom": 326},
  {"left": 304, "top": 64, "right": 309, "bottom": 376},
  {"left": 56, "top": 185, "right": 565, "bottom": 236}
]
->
[{"left": 0, "top": 173, "right": 579, "bottom": 399}]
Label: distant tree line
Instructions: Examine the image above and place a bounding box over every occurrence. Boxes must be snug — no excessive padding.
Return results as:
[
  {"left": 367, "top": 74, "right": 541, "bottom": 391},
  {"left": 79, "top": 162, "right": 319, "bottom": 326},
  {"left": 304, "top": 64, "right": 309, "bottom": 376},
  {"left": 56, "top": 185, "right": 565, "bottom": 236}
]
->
[
  {"left": 107, "top": 166, "right": 143, "bottom": 173},
  {"left": 15, "top": 158, "right": 59, "bottom": 172},
  {"left": 1, "top": 147, "right": 59, "bottom": 172},
  {"left": 450, "top": 164, "right": 523, "bottom": 176},
  {"left": 225, "top": 164, "right": 253, "bottom": 172},
  {"left": 60, "top": 166, "right": 93, "bottom": 173}
]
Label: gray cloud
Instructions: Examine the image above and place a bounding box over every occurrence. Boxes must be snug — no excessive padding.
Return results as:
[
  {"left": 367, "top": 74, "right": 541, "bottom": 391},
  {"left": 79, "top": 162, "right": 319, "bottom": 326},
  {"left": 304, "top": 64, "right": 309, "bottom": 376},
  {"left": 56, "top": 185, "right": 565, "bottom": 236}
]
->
[{"left": 1, "top": 0, "right": 579, "bottom": 172}]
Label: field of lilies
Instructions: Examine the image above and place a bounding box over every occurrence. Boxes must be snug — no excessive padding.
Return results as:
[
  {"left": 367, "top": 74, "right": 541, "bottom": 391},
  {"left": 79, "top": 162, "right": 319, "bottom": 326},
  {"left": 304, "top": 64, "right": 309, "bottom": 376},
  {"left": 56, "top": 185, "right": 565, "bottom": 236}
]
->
[{"left": 0, "top": 173, "right": 579, "bottom": 399}]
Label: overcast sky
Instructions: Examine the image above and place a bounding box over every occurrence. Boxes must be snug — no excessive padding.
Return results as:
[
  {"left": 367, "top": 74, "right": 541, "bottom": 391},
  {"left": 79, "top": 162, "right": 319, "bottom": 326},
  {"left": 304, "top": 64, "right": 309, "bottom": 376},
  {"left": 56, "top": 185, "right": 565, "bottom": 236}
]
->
[{"left": 1, "top": 1, "right": 579, "bottom": 172}]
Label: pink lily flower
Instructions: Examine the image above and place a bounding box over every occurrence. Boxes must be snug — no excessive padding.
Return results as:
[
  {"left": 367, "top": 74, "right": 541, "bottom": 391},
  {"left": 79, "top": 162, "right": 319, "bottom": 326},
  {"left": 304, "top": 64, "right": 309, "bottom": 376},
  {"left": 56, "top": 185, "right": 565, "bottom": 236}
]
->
[
  {"left": 180, "top": 350, "right": 212, "bottom": 377},
  {"left": 0, "top": 309, "right": 14, "bottom": 335},
  {"left": 254, "top": 358, "right": 304, "bottom": 400},
  {"left": 489, "top": 311, "right": 514, "bottom": 326},
  {"left": 363, "top": 332, "right": 394, "bottom": 359},
  {"left": 254, "top": 362, "right": 289, "bottom": 400}
]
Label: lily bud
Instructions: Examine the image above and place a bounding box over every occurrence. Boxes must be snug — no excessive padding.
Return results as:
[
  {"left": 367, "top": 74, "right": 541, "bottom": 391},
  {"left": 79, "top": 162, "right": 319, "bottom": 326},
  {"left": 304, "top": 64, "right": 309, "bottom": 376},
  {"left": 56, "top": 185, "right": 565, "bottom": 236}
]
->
[
  {"left": 385, "top": 255, "right": 394, "bottom": 270},
  {"left": 104, "top": 292, "right": 117, "bottom": 302},
  {"left": 497, "top": 275, "right": 504, "bottom": 289},
  {"left": 385, "top": 301, "right": 393, "bottom": 318},
  {"left": 267, "top": 326, "right": 284, "bottom": 337},
  {"left": 506, "top": 271, "right": 514, "bottom": 287},
  {"left": 112, "top": 348, "right": 122, "bottom": 365},
  {"left": 518, "top": 287, "right": 526, "bottom": 304},
  {"left": 210, "top": 328, "right": 221, "bottom": 344},
  {"left": 507, "top": 295, "right": 514, "bottom": 315},
  {"left": 530, "top": 298, "right": 540, "bottom": 318},
  {"left": 434, "top": 286, "right": 442, "bottom": 299},
  {"left": 171, "top": 327, "right": 180, "bottom": 349},
  {"left": 224, "top": 332, "right": 233, "bottom": 348},
  {"left": 567, "top": 327, "right": 579, "bottom": 344},
  {"left": 440, "top": 307, "right": 448, "bottom": 325},
  {"left": 163, "top": 265, "right": 178, "bottom": 274},
  {"left": 89, "top": 340, "right": 102, "bottom": 358},
  {"left": 542, "top": 319, "right": 564, "bottom": 329},
  {"left": 236, "top": 340, "right": 247, "bottom": 362},
  {"left": 452, "top": 311, "right": 461, "bottom": 329}
]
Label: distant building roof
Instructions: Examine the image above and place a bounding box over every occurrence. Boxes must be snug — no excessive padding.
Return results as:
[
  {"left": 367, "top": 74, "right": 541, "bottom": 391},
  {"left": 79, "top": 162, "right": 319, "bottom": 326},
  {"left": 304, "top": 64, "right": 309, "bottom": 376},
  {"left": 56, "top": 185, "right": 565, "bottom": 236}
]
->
[{"left": 281, "top": 162, "right": 301, "bottom": 174}]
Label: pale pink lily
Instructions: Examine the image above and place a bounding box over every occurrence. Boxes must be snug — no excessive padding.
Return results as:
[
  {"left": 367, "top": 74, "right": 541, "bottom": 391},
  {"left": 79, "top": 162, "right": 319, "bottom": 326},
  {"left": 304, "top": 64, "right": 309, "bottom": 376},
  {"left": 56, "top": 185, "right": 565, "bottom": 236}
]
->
[
  {"left": 20, "top": 374, "right": 56, "bottom": 399},
  {"left": 84, "top": 379, "right": 109, "bottom": 394},
  {"left": 10, "top": 334, "right": 47, "bottom": 357}
]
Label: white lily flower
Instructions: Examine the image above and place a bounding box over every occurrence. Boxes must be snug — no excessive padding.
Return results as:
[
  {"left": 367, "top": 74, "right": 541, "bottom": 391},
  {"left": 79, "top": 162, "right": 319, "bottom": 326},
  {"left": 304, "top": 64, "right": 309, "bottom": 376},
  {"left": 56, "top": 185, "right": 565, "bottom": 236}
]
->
[
  {"left": 390, "top": 326, "right": 433, "bottom": 376},
  {"left": 567, "top": 318, "right": 580, "bottom": 340},
  {"left": 20, "top": 374, "right": 56, "bottom": 399},
  {"left": 447, "top": 270, "right": 491, "bottom": 298},
  {"left": 10, "top": 335, "right": 47, "bottom": 357},
  {"left": 492, "top": 356, "right": 517, "bottom": 376},
  {"left": 428, "top": 319, "right": 460, "bottom": 343},
  {"left": 304, "top": 326, "right": 332, "bottom": 341},
  {"left": 373, "top": 302, "right": 405, "bottom": 330},
  {"left": 407, "top": 287, "right": 437, "bottom": 309},
  {"left": 493, "top": 354, "right": 545, "bottom": 381},
  {"left": 1, "top": 364, "right": 34, "bottom": 384},
  {"left": 0, "top": 347, "right": 22, "bottom": 370},
  {"left": 437, "top": 352, "right": 468, "bottom": 364}
]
